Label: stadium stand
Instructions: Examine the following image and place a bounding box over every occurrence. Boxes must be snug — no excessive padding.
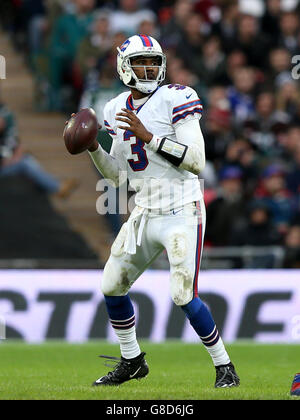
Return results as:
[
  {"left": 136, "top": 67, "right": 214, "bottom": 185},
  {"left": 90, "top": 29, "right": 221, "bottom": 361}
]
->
[{"left": 0, "top": 175, "right": 98, "bottom": 265}]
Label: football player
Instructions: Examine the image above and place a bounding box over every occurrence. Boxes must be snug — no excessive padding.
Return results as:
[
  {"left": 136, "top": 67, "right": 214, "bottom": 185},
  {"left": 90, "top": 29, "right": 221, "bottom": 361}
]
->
[{"left": 87, "top": 34, "right": 240, "bottom": 388}]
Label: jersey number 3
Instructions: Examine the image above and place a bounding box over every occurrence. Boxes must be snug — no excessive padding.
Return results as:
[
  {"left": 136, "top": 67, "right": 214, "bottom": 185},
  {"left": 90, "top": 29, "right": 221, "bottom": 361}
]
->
[{"left": 124, "top": 130, "right": 149, "bottom": 171}]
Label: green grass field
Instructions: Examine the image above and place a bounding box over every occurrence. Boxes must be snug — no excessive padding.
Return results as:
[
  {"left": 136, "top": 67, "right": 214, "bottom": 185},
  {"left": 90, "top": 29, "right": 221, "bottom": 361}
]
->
[{"left": 0, "top": 341, "right": 299, "bottom": 400}]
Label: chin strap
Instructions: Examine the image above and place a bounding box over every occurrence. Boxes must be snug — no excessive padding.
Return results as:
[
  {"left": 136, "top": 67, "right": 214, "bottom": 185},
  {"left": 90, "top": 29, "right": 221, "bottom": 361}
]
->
[{"left": 135, "top": 81, "right": 159, "bottom": 94}]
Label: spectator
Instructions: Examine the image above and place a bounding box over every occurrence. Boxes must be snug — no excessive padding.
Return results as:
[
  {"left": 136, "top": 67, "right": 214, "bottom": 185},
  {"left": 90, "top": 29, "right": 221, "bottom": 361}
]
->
[
  {"left": 199, "top": 159, "right": 218, "bottom": 192},
  {"left": 194, "top": 0, "right": 222, "bottom": 25},
  {"left": 46, "top": 1, "right": 74, "bottom": 27},
  {"left": 203, "top": 86, "right": 234, "bottom": 164},
  {"left": 276, "top": 124, "right": 300, "bottom": 163},
  {"left": 223, "top": 137, "right": 259, "bottom": 196},
  {"left": 276, "top": 76, "right": 300, "bottom": 120},
  {"left": 0, "top": 102, "right": 78, "bottom": 198},
  {"left": 175, "top": 13, "right": 205, "bottom": 72},
  {"left": 261, "top": 0, "right": 281, "bottom": 39},
  {"left": 283, "top": 225, "right": 300, "bottom": 268},
  {"left": 230, "top": 13, "right": 271, "bottom": 68},
  {"left": 230, "top": 199, "right": 282, "bottom": 268},
  {"left": 255, "top": 164, "right": 297, "bottom": 234},
  {"left": 109, "top": 0, "right": 156, "bottom": 37},
  {"left": 165, "top": 53, "right": 185, "bottom": 84},
  {"left": 286, "top": 143, "right": 300, "bottom": 195},
  {"left": 48, "top": 0, "right": 96, "bottom": 111},
  {"left": 91, "top": 31, "right": 127, "bottom": 85},
  {"left": 138, "top": 17, "right": 159, "bottom": 38},
  {"left": 160, "top": 0, "right": 193, "bottom": 49},
  {"left": 238, "top": 0, "right": 265, "bottom": 18},
  {"left": 223, "top": 49, "right": 247, "bottom": 85},
  {"left": 167, "top": 65, "right": 206, "bottom": 100},
  {"left": 227, "top": 66, "right": 256, "bottom": 127},
  {"left": 290, "top": 84, "right": 300, "bottom": 122},
  {"left": 0, "top": 100, "right": 17, "bottom": 158},
  {"left": 213, "top": 0, "right": 239, "bottom": 53},
  {"left": 195, "top": 35, "right": 227, "bottom": 87},
  {"left": 25, "top": 0, "right": 47, "bottom": 55},
  {"left": 2, "top": 0, "right": 46, "bottom": 51},
  {"left": 254, "top": 91, "right": 278, "bottom": 128},
  {"left": 206, "top": 166, "right": 247, "bottom": 246},
  {"left": 205, "top": 106, "right": 233, "bottom": 162},
  {"left": 230, "top": 200, "right": 281, "bottom": 246},
  {"left": 268, "top": 47, "right": 292, "bottom": 87},
  {"left": 75, "top": 10, "right": 112, "bottom": 86},
  {"left": 245, "top": 91, "right": 289, "bottom": 156},
  {"left": 278, "top": 10, "right": 300, "bottom": 55}
]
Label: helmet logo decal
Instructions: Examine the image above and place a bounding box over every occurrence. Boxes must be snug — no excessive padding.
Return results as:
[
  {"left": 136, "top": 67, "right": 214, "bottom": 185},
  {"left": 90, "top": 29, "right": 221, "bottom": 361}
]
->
[{"left": 120, "top": 39, "right": 130, "bottom": 52}]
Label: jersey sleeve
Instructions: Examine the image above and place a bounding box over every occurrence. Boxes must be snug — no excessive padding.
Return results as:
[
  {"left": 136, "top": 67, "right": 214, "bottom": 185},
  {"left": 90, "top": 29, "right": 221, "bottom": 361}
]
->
[
  {"left": 109, "top": 129, "right": 128, "bottom": 174},
  {"left": 170, "top": 86, "right": 203, "bottom": 129},
  {"left": 103, "top": 101, "right": 127, "bottom": 173}
]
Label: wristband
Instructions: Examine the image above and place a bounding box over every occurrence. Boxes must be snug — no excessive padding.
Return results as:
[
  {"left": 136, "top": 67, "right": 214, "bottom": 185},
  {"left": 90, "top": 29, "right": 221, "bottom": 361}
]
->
[{"left": 157, "top": 137, "right": 188, "bottom": 167}]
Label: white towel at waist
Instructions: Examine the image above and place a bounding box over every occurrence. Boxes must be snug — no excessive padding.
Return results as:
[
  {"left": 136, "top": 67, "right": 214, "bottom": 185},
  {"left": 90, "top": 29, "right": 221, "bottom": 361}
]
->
[{"left": 124, "top": 206, "right": 148, "bottom": 254}]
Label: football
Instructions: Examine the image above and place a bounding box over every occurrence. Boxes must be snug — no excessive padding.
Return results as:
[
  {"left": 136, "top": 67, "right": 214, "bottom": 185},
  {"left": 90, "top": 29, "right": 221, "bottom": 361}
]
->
[{"left": 63, "top": 108, "right": 98, "bottom": 155}]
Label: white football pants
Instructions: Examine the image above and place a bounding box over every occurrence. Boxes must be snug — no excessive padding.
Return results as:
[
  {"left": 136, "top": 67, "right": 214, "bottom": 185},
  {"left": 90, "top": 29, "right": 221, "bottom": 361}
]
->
[{"left": 101, "top": 199, "right": 206, "bottom": 306}]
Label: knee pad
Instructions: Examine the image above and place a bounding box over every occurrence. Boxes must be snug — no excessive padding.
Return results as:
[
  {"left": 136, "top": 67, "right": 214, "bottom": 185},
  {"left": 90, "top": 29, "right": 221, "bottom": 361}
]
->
[
  {"left": 167, "top": 233, "right": 187, "bottom": 267},
  {"left": 101, "top": 258, "right": 130, "bottom": 296},
  {"left": 170, "top": 266, "right": 194, "bottom": 306}
]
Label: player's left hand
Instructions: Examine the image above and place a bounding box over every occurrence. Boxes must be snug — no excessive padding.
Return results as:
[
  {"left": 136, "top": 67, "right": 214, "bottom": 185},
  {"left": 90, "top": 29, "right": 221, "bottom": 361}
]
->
[{"left": 115, "top": 108, "right": 153, "bottom": 143}]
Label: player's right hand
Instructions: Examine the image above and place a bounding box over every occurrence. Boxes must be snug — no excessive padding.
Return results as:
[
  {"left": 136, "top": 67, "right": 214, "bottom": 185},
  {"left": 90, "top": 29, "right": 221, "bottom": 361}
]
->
[{"left": 64, "top": 111, "right": 102, "bottom": 154}]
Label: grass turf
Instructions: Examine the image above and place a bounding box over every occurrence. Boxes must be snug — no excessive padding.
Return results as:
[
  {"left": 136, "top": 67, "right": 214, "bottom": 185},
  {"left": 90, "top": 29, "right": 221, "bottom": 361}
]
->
[{"left": 0, "top": 341, "right": 299, "bottom": 400}]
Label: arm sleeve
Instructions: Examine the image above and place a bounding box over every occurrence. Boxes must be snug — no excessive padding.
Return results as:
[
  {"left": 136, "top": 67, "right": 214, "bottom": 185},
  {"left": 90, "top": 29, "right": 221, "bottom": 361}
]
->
[
  {"left": 176, "top": 118, "right": 206, "bottom": 174},
  {"left": 147, "top": 118, "right": 206, "bottom": 175},
  {"left": 88, "top": 142, "right": 127, "bottom": 187}
]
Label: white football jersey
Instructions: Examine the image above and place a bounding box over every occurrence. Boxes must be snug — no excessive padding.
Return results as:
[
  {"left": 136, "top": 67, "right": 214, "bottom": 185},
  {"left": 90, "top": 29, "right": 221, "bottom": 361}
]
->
[{"left": 103, "top": 84, "right": 204, "bottom": 211}]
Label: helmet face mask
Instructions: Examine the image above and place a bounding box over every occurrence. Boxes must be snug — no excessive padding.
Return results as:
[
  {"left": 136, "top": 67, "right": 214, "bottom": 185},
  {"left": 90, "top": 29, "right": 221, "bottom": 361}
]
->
[{"left": 117, "top": 35, "right": 166, "bottom": 94}]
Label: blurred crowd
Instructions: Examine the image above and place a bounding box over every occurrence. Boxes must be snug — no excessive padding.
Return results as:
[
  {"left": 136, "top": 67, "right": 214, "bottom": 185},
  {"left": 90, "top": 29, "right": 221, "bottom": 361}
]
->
[{"left": 1, "top": 0, "right": 300, "bottom": 267}]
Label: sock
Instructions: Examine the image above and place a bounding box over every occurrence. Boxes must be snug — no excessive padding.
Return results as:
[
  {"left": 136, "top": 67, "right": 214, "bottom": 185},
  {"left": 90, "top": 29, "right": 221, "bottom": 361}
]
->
[
  {"left": 104, "top": 295, "right": 141, "bottom": 360},
  {"left": 182, "top": 297, "right": 230, "bottom": 366}
]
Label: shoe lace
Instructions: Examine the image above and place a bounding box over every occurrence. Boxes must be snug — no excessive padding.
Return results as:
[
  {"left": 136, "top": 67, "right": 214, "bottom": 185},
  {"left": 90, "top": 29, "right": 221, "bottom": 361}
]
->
[
  {"left": 98, "top": 355, "right": 130, "bottom": 379},
  {"left": 216, "top": 365, "right": 230, "bottom": 385},
  {"left": 99, "top": 354, "right": 121, "bottom": 368}
]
